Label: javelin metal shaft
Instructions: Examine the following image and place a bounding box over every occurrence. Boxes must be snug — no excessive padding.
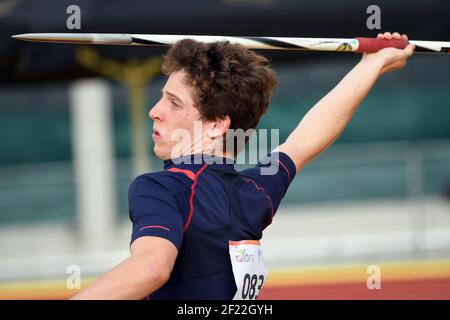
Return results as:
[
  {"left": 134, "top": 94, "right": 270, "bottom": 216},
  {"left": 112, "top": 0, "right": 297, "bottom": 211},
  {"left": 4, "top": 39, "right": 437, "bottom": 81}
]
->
[{"left": 12, "top": 33, "right": 450, "bottom": 54}]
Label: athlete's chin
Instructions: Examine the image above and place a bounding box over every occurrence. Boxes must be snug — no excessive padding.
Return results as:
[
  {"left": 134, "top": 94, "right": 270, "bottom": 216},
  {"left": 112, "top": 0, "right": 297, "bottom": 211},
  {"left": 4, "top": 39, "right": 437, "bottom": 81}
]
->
[{"left": 153, "top": 145, "right": 171, "bottom": 161}]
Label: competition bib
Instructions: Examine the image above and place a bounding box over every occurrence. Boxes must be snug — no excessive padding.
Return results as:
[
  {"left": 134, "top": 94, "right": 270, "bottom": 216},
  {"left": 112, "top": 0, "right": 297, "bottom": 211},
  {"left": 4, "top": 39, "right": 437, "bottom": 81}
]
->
[{"left": 228, "top": 240, "right": 268, "bottom": 300}]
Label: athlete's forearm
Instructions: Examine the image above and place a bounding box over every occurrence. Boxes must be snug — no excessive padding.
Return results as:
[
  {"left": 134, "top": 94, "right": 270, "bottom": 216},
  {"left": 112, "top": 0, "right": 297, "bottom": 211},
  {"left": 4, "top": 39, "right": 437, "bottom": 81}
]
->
[
  {"left": 70, "top": 253, "right": 169, "bottom": 300},
  {"left": 279, "top": 56, "right": 383, "bottom": 169}
]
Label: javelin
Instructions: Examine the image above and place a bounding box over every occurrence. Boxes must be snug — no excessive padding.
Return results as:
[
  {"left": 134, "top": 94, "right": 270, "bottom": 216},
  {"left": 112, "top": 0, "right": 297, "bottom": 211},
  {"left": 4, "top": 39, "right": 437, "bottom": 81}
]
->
[{"left": 11, "top": 33, "right": 450, "bottom": 54}]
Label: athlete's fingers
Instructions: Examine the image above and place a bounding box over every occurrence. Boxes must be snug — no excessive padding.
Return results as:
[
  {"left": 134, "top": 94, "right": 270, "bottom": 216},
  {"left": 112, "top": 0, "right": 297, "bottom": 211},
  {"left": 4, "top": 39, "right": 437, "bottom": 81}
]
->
[
  {"left": 383, "top": 32, "right": 393, "bottom": 40},
  {"left": 404, "top": 43, "right": 415, "bottom": 57}
]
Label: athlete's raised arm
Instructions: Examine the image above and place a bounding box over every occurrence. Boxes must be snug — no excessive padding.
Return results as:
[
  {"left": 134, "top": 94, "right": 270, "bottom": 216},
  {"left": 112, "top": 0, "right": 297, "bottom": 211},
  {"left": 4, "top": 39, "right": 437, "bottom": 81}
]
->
[{"left": 274, "top": 32, "right": 415, "bottom": 172}]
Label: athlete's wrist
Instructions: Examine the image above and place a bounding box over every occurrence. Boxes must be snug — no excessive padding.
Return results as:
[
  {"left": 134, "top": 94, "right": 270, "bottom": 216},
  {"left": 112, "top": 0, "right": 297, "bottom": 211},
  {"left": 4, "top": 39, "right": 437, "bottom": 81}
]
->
[{"left": 359, "top": 53, "right": 385, "bottom": 77}]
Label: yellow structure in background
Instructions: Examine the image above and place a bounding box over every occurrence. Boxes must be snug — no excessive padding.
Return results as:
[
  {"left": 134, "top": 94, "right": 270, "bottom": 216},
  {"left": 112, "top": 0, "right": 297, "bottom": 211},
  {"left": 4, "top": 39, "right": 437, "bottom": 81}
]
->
[{"left": 76, "top": 46, "right": 161, "bottom": 175}]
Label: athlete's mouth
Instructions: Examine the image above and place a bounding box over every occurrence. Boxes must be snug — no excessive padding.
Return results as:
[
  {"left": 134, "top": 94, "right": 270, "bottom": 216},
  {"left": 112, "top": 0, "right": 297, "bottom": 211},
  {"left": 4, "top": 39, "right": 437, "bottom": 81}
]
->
[{"left": 152, "top": 128, "right": 161, "bottom": 140}]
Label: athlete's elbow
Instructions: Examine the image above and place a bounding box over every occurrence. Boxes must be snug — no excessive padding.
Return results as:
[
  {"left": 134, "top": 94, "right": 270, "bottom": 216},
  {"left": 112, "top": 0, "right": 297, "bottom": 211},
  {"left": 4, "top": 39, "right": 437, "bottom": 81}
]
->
[
  {"left": 149, "top": 267, "right": 171, "bottom": 287},
  {"left": 139, "top": 257, "right": 172, "bottom": 290},
  {"left": 126, "top": 269, "right": 169, "bottom": 299}
]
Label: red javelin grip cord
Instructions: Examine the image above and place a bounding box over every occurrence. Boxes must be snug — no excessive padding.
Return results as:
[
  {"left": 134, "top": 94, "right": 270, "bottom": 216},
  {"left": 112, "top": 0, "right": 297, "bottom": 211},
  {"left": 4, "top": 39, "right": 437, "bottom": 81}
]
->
[{"left": 355, "top": 37, "right": 410, "bottom": 53}]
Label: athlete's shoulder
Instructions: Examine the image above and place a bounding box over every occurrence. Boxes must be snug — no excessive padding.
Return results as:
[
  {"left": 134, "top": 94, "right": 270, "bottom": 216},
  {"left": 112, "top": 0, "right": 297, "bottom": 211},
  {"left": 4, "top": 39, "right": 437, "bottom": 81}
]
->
[
  {"left": 241, "top": 151, "right": 296, "bottom": 183},
  {"left": 129, "top": 169, "right": 193, "bottom": 200}
]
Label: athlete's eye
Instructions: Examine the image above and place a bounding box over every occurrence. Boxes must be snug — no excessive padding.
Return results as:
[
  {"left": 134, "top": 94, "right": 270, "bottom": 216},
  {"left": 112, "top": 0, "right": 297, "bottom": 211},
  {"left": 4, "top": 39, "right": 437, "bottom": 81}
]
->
[{"left": 170, "top": 100, "right": 180, "bottom": 108}]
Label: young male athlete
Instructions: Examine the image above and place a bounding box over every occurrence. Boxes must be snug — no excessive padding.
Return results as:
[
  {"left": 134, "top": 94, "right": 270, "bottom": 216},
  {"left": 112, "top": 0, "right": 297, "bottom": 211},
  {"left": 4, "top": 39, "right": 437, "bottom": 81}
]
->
[{"left": 72, "top": 32, "right": 414, "bottom": 299}]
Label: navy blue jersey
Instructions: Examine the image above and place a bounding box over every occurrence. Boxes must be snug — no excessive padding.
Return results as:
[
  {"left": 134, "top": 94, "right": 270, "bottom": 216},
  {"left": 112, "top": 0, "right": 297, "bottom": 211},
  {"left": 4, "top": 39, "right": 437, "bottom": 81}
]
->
[{"left": 128, "top": 152, "right": 296, "bottom": 299}]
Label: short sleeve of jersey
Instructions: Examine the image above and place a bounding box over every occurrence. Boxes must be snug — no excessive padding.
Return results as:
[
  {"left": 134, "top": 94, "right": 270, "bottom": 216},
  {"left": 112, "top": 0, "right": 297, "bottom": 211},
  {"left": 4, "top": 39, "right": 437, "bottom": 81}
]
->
[
  {"left": 240, "top": 152, "right": 296, "bottom": 213},
  {"left": 128, "top": 175, "right": 184, "bottom": 251}
]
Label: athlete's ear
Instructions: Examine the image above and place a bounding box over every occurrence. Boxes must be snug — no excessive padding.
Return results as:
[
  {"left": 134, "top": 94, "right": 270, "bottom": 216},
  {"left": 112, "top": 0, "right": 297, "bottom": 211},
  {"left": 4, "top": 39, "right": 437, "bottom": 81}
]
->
[{"left": 207, "top": 116, "right": 230, "bottom": 139}]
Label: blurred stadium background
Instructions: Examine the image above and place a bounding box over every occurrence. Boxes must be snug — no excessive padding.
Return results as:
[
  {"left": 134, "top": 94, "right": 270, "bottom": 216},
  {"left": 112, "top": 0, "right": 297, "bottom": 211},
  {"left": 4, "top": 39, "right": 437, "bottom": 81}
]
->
[{"left": 0, "top": 0, "right": 449, "bottom": 299}]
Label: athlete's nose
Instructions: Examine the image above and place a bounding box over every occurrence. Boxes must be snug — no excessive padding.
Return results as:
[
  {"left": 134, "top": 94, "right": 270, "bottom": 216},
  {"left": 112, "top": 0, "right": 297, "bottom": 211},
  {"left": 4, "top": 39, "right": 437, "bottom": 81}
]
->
[{"left": 149, "top": 100, "right": 163, "bottom": 121}]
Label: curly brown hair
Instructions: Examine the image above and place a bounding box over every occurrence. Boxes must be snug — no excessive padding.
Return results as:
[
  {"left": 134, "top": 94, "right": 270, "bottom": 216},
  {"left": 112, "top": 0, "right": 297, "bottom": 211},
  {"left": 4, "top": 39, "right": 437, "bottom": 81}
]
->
[{"left": 161, "top": 39, "right": 278, "bottom": 155}]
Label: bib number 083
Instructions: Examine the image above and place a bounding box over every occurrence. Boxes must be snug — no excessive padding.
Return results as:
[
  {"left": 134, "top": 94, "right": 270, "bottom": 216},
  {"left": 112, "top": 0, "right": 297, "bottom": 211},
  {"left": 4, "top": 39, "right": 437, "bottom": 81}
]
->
[{"left": 241, "top": 273, "right": 264, "bottom": 299}]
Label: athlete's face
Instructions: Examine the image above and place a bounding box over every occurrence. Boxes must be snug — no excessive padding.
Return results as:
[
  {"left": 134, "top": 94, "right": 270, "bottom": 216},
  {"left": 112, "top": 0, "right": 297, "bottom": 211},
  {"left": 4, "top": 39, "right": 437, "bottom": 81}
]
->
[{"left": 149, "top": 70, "right": 218, "bottom": 160}]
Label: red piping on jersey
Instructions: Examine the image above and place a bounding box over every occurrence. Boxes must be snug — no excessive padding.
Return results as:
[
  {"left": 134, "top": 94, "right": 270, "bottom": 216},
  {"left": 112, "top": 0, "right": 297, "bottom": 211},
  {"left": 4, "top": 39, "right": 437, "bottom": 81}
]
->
[
  {"left": 242, "top": 177, "right": 275, "bottom": 227},
  {"left": 139, "top": 225, "right": 170, "bottom": 232},
  {"left": 167, "top": 163, "right": 209, "bottom": 232},
  {"left": 277, "top": 159, "right": 292, "bottom": 183},
  {"left": 165, "top": 167, "right": 196, "bottom": 181}
]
